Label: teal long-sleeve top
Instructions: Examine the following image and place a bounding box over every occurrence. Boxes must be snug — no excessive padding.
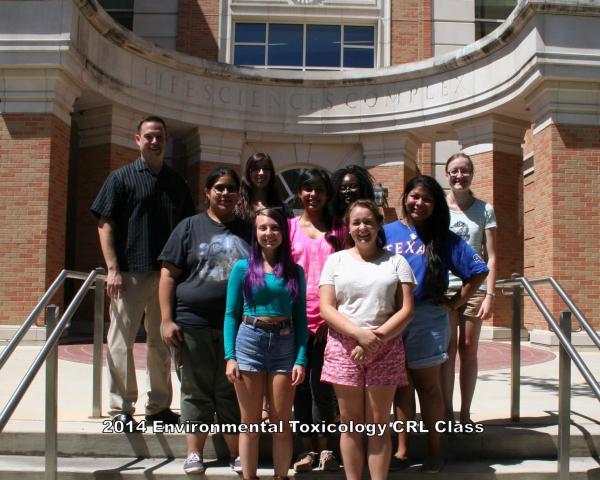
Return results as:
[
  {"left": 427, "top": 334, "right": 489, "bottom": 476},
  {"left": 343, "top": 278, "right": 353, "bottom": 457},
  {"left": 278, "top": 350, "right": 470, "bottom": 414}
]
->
[{"left": 224, "top": 259, "right": 308, "bottom": 366}]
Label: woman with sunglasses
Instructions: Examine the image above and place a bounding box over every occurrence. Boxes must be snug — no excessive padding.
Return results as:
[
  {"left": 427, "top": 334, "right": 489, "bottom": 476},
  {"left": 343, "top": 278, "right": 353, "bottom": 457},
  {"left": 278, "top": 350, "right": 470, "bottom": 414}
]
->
[
  {"left": 159, "top": 168, "right": 251, "bottom": 475},
  {"left": 224, "top": 207, "right": 307, "bottom": 480},
  {"left": 235, "top": 153, "right": 291, "bottom": 223},
  {"left": 289, "top": 168, "right": 346, "bottom": 473},
  {"left": 383, "top": 175, "right": 488, "bottom": 473},
  {"left": 330, "top": 165, "right": 376, "bottom": 220},
  {"left": 441, "top": 153, "right": 497, "bottom": 426}
]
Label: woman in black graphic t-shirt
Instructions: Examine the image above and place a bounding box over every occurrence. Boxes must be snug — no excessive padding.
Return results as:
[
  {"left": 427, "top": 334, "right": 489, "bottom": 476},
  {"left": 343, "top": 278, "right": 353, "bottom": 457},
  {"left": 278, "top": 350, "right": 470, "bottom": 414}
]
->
[{"left": 158, "top": 167, "right": 251, "bottom": 475}]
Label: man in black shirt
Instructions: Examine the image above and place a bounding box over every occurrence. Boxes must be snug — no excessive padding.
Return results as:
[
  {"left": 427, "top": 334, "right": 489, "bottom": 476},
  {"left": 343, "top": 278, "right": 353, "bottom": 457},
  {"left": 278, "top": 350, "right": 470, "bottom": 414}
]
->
[{"left": 91, "top": 116, "right": 195, "bottom": 430}]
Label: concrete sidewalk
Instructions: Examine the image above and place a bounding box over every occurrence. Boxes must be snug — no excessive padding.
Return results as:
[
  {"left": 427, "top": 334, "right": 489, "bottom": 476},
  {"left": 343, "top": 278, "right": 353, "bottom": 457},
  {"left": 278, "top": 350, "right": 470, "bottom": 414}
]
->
[{"left": 0, "top": 341, "right": 598, "bottom": 431}]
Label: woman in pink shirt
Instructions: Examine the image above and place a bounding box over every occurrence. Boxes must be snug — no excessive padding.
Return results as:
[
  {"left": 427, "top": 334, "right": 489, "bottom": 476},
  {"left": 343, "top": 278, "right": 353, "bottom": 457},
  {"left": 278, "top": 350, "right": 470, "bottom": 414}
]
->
[{"left": 289, "top": 168, "right": 346, "bottom": 473}]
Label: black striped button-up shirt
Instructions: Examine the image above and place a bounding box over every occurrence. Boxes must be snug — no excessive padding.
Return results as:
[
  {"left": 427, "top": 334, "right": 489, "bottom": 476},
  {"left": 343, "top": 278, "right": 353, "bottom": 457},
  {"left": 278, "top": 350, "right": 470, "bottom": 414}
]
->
[{"left": 91, "top": 158, "right": 196, "bottom": 272}]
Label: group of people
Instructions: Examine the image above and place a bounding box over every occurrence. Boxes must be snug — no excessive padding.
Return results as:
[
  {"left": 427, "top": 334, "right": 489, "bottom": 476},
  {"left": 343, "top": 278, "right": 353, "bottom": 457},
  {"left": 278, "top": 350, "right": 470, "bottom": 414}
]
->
[{"left": 92, "top": 115, "right": 497, "bottom": 479}]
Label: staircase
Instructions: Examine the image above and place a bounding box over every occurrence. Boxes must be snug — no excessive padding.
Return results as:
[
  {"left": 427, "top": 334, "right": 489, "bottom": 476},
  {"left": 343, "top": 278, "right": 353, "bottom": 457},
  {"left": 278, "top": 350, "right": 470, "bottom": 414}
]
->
[{"left": 1, "top": 418, "right": 599, "bottom": 478}]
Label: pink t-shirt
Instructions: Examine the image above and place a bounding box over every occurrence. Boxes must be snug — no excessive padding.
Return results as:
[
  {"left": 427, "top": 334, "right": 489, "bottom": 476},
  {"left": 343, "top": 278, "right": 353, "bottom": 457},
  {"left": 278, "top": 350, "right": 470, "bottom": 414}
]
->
[{"left": 288, "top": 216, "right": 346, "bottom": 334}]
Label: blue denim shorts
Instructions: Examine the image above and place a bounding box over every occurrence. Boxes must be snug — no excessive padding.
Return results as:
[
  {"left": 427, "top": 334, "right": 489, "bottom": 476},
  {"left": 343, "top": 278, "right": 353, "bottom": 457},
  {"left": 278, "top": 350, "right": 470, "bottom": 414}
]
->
[
  {"left": 235, "top": 322, "right": 296, "bottom": 373},
  {"left": 402, "top": 302, "right": 450, "bottom": 369}
]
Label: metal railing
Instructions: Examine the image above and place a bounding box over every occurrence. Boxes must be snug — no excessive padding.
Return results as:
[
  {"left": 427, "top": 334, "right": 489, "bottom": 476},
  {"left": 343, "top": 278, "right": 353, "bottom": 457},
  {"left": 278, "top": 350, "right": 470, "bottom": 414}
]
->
[
  {"left": 496, "top": 274, "right": 600, "bottom": 480},
  {"left": 0, "top": 268, "right": 106, "bottom": 480}
]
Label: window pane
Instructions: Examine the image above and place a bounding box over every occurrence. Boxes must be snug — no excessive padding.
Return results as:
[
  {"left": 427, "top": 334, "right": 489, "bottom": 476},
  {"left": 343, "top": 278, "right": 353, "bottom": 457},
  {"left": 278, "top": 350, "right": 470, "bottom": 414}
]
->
[
  {"left": 475, "top": 0, "right": 517, "bottom": 20},
  {"left": 344, "top": 26, "right": 374, "bottom": 47},
  {"left": 234, "top": 45, "right": 265, "bottom": 65},
  {"left": 306, "top": 25, "right": 341, "bottom": 67},
  {"left": 108, "top": 12, "right": 133, "bottom": 30},
  {"left": 475, "top": 20, "right": 503, "bottom": 39},
  {"left": 268, "top": 24, "right": 303, "bottom": 66},
  {"left": 344, "top": 48, "right": 374, "bottom": 68},
  {"left": 235, "top": 23, "right": 266, "bottom": 43}
]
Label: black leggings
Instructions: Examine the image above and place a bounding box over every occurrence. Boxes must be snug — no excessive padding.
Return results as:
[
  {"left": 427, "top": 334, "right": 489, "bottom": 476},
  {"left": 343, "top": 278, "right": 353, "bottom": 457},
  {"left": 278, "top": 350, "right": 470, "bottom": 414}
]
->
[{"left": 293, "top": 333, "right": 336, "bottom": 437}]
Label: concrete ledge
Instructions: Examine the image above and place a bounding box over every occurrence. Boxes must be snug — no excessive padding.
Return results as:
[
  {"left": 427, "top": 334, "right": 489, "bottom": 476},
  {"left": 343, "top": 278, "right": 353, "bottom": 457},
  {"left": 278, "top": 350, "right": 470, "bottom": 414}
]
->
[
  {"left": 530, "top": 329, "right": 600, "bottom": 351},
  {"left": 0, "top": 326, "right": 46, "bottom": 345},
  {"left": 481, "top": 326, "right": 529, "bottom": 341}
]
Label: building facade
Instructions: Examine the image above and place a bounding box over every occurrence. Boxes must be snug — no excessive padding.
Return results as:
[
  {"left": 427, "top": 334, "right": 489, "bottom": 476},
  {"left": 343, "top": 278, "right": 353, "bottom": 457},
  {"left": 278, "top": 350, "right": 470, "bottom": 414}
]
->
[{"left": 0, "top": 0, "right": 598, "bottom": 343}]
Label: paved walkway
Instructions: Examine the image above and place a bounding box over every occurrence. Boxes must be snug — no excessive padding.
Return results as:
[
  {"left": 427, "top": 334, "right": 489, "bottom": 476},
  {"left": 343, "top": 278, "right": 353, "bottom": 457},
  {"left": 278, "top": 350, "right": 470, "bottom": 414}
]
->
[{"left": 1, "top": 341, "right": 598, "bottom": 428}]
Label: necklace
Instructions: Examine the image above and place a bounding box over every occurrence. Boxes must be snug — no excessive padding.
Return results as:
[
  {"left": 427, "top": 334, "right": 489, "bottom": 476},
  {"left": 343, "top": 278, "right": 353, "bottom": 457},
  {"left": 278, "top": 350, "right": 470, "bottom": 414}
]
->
[{"left": 408, "top": 224, "right": 418, "bottom": 240}]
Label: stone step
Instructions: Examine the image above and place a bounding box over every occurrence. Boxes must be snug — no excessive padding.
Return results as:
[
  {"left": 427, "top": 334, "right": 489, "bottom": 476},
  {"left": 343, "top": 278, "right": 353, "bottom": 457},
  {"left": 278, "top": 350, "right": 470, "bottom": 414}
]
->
[
  {"left": 1, "top": 421, "right": 599, "bottom": 461},
  {"left": 0, "top": 455, "right": 598, "bottom": 479}
]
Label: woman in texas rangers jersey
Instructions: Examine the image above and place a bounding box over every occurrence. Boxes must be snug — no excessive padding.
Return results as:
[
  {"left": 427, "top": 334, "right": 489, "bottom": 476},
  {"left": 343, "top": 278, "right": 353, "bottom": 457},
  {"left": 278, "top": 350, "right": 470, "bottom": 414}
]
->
[{"left": 383, "top": 175, "right": 488, "bottom": 473}]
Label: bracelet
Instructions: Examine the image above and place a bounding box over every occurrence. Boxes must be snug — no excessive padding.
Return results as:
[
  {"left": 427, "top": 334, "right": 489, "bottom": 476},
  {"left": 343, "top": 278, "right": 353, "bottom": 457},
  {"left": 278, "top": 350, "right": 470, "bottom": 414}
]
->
[{"left": 486, "top": 292, "right": 496, "bottom": 298}]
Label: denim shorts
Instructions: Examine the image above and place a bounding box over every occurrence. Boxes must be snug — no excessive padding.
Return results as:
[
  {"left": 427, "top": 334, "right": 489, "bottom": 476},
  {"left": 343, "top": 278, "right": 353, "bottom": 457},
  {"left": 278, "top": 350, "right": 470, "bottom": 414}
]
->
[
  {"left": 402, "top": 302, "right": 450, "bottom": 369},
  {"left": 235, "top": 322, "right": 296, "bottom": 373}
]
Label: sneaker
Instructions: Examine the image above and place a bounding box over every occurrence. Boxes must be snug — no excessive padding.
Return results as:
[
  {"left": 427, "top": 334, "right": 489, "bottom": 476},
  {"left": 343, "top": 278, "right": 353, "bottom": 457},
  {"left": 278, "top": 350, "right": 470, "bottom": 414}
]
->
[
  {"left": 421, "top": 455, "right": 444, "bottom": 474},
  {"left": 318, "top": 450, "right": 340, "bottom": 472},
  {"left": 111, "top": 413, "right": 140, "bottom": 433},
  {"left": 146, "top": 409, "right": 180, "bottom": 426},
  {"left": 183, "top": 452, "right": 205, "bottom": 474},
  {"left": 293, "top": 451, "right": 318, "bottom": 473},
  {"left": 389, "top": 455, "right": 411, "bottom": 471},
  {"left": 230, "top": 455, "right": 242, "bottom": 473}
]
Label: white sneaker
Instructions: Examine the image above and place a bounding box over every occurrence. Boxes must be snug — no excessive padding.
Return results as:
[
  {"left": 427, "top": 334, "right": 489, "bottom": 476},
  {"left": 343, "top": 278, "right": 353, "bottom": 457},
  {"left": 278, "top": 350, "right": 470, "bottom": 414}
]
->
[{"left": 183, "top": 452, "right": 205, "bottom": 474}]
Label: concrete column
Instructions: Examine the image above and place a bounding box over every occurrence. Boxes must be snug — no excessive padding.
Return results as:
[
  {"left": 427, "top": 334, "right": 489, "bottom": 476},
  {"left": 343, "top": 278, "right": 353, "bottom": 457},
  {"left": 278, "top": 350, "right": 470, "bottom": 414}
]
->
[
  {"left": 523, "top": 83, "right": 600, "bottom": 344},
  {"left": 184, "top": 126, "right": 244, "bottom": 209},
  {"left": 454, "top": 114, "right": 528, "bottom": 336},
  {"left": 361, "top": 132, "right": 420, "bottom": 221},
  {"left": 0, "top": 72, "right": 80, "bottom": 337}
]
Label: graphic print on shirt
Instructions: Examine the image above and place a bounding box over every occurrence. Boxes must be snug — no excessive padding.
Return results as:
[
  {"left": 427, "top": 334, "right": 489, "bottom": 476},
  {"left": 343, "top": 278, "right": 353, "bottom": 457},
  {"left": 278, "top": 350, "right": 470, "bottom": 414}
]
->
[
  {"left": 385, "top": 240, "right": 426, "bottom": 256},
  {"left": 450, "top": 220, "right": 470, "bottom": 242},
  {"left": 194, "top": 233, "right": 250, "bottom": 283}
]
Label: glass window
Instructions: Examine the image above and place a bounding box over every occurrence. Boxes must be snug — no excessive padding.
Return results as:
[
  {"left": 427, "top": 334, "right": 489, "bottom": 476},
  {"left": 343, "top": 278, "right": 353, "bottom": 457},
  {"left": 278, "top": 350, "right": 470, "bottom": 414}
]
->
[
  {"left": 235, "top": 23, "right": 266, "bottom": 43},
  {"left": 343, "top": 26, "right": 374, "bottom": 68},
  {"left": 306, "top": 25, "right": 341, "bottom": 68},
  {"left": 233, "top": 23, "right": 375, "bottom": 70},
  {"left": 475, "top": 0, "right": 518, "bottom": 39},
  {"left": 269, "top": 24, "right": 303, "bottom": 67},
  {"left": 98, "top": 0, "right": 134, "bottom": 30},
  {"left": 234, "top": 24, "right": 266, "bottom": 66}
]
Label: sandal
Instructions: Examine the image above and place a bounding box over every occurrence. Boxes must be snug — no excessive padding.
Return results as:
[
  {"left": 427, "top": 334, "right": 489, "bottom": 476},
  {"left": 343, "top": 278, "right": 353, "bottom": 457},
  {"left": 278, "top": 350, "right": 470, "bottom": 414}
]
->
[
  {"left": 293, "top": 451, "right": 318, "bottom": 472},
  {"left": 318, "top": 450, "right": 340, "bottom": 472}
]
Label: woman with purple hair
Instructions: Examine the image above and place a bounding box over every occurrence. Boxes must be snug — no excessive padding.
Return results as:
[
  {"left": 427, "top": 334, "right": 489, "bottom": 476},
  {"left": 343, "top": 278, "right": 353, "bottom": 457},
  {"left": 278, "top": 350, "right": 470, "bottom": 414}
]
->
[{"left": 224, "top": 207, "right": 308, "bottom": 480}]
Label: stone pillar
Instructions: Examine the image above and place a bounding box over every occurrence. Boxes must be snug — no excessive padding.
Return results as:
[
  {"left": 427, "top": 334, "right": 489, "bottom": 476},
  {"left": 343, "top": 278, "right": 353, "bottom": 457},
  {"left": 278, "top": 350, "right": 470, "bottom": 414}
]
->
[
  {"left": 454, "top": 115, "right": 528, "bottom": 336},
  {"left": 185, "top": 126, "right": 244, "bottom": 209},
  {"left": 0, "top": 71, "right": 80, "bottom": 336},
  {"left": 361, "top": 132, "right": 420, "bottom": 221},
  {"left": 523, "top": 84, "right": 600, "bottom": 343}
]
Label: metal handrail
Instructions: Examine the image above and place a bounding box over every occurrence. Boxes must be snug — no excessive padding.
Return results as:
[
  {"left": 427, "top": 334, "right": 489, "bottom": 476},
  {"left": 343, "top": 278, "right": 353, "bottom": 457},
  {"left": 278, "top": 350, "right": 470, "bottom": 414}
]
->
[
  {"left": 497, "top": 274, "right": 599, "bottom": 480},
  {"left": 0, "top": 269, "right": 106, "bottom": 370},
  {"left": 0, "top": 269, "right": 105, "bottom": 431}
]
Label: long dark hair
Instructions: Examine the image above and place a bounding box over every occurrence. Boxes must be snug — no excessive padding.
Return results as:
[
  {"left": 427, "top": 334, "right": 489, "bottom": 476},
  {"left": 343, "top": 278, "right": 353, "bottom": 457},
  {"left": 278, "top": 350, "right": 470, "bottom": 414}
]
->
[
  {"left": 344, "top": 199, "right": 386, "bottom": 249},
  {"left": 402, "top": 175, "right": 450, "bottom": 304},
  {"left": 243, "top": 207, "right": 300, "bottom": 303},
  {"left": 331, "top": 165, "right": 375, "bottom": 219},
  {"left": 297, "top": 168, "right": 343, "bottom": 252},
  {"left": 235, "top": 153, "right": 282, "bottom": 222}
]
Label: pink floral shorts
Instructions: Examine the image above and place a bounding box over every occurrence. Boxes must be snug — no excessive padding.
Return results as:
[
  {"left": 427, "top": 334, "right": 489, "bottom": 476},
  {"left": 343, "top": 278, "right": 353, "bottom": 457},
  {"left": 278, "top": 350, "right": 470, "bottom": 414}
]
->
[{"left": 321, "top": 329, "right": 408, "bottom": 388}]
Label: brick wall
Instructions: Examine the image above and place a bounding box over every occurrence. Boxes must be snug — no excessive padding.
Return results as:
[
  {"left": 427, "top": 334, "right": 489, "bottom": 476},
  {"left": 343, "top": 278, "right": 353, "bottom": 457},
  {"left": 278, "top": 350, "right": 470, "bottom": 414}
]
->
[
  {"left": 526, "top": 124, "right": 600, "bottom": 331},
  {"left": 369, "top": 163, "right": 418, "bottom": 223},
  {"left": 391, "top": 0, "right": 433, "bottom": 65},
  {"left": 0, "top": 114, "right": 70, "bottom": 325},
  {"left": 469, "top": 150, "right": 524, "bottom": 329},
  {"left": 176, "top": 0, "right": 219, "bottom": 60}
]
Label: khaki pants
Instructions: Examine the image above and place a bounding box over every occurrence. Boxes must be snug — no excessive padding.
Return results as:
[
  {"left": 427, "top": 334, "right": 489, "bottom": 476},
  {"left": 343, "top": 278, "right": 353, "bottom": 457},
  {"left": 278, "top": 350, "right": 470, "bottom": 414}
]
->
[{"left": 107, "top": 272, "right": 172, "bottom": 416}]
